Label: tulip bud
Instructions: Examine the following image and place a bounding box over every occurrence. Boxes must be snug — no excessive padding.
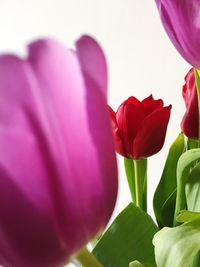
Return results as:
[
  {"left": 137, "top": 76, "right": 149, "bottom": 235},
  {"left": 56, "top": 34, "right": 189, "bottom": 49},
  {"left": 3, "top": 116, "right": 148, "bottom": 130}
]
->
[
  {"left": 109, "top": 95, "right": 171, "bottom": 159},
  {"left": 181, "top": 68, "right": 199, "bottom": 139}
]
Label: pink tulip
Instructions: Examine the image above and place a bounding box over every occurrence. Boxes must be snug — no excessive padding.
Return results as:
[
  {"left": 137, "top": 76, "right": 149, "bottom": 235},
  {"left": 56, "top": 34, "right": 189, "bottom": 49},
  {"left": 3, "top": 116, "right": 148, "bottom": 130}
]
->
[
  {"left": 155, "top": 0, "right": 200, "bottom": 68},
  {"left": 0, "top": 36, "right": 118, "bottom": 267}
]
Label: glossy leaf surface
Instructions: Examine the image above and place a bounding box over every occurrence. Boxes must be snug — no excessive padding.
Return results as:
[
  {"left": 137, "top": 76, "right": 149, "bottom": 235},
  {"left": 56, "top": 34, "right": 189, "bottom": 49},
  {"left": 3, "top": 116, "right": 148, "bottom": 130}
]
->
[{"left": 93, "top": 203, "right": 158, "bottom": 267}]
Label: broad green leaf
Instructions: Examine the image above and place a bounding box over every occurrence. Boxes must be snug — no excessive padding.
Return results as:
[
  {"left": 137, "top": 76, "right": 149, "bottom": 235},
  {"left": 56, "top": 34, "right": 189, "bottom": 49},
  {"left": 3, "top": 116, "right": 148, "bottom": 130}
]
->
[
  {"left": 174, "top": 148, "right": 200, "bottom": 225},
  {"left": 186, "top": 162, "right": 200, "bottom": 211},
  {"left": 160, "top": 189, "right": 176, "bottom": 226},
  {"left": 153, "top": 133, "right": 185, "bottom": 228},
  {"left": 93, "top": 203, "right": 158, "bottom": 267},
  {"left": 129, "top": 260, "right": 146, "bottom": 267},
  {"left": 176, "top": 210, "right": 200, "bottom": 223},
  {"left": 153, "top": 218, "right": 200, "bottom": 267}
]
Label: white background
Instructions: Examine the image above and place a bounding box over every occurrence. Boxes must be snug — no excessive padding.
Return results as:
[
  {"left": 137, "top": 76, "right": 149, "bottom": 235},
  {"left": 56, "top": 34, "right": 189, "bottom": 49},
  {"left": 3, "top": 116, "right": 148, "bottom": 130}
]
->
[{"left": 0, "top": 0, "right": 190, "bottom": 266}]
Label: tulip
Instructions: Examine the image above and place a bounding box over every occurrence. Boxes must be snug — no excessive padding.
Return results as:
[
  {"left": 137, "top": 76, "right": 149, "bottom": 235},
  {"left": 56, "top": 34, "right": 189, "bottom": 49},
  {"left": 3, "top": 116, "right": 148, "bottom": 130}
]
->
[
  {"left": 109, "top": 95, "right": 171, "bottom": 159},
  {"left": 0, "top": 36, "right": 118, "bottom": 267},
  {"left": 155, "top": 0, "right": 200, "bottom": 69},
  {"left": 181, "top": 68, "right": 199, "bottom": 138}
]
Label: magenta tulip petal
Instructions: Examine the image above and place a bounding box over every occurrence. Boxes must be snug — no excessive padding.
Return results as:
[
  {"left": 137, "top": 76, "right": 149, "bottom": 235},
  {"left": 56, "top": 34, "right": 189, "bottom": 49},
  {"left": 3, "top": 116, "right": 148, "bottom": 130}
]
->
[
  {"left": 156, "top": 0, "right": 200, "bottom": 68},
  {"left": 0, "top": 38, "right": 117, "bottom": 267},
  {"left": 76, "top": 35, "right": 107, "bottom": 98}
]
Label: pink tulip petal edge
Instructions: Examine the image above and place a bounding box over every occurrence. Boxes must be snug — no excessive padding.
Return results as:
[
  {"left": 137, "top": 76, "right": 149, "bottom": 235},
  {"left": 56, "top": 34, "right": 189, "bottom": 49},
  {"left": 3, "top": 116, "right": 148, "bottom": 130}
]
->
[
  {"left": 155, "top": 0, "right": 200, "bottom": 68},
  {"left": 0, "top": 36, "right": 118, "bottom": 267}
]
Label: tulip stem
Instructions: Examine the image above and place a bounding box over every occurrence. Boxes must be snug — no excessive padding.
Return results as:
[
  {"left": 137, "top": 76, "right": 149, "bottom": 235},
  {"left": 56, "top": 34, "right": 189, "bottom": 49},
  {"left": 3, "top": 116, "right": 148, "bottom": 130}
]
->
[
  {"left": 76, "top": 247, "right": 104, "bottom": 267},
  {"left": 194, "top": 69, "right": 200, "bottom": 142},
  {"left": 124, "top": 158, "right": 136, "bottom": 203},
  {"left": 134, "top": 159, "right": 143, "bottom": 210},
  {"left": 124, "top": 158, "right": 147, "bottom": 211}
]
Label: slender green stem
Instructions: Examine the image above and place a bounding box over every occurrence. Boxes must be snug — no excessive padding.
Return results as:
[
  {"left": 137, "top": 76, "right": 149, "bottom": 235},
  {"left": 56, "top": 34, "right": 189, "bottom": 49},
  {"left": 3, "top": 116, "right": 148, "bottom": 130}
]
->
[
  {"left": 194, "top": 69, "right": 200, "bottom": 142},
  {"left": 124, "top": 158, "right": 136, "bottom": 203},
  {"left": 174, "top": 172, "right": 186, "bottom": 226},
  {"left": 124, "top": 158, "right": 147, "bottom": 211},
  {"left": 76, "top": 247, "right": 103, "bottom": 267},
  {"left": 134, "top": 159, "right": 143, "bottom": 209}
]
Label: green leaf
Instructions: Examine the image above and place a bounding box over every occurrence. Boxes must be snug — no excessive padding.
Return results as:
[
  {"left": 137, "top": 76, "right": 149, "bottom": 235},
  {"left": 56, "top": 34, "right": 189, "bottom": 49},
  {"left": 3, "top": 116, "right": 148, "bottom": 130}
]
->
[
  {"left": 129, "top": 260, "right": 146, "bottom": 267},
  {"left": 176, "top": 210, "right": 200, "bottom": 223},
  {"left": 153, "top": 133, "right": 185, "bottom": 228},
  {"left": 153, "top": 218, "right": 200, "bottom": 267},
  {"left": 186, "top": 162, "right": 200, "bottom": 212},
  {"left": 187, "top": 138, "right": 199, "bottom": 150},
  {"left": 174, "top": 148, "right": 200, "bottom": 225},
  {"left": 93, "top": 203, "right": 158, "bottom": 267}
]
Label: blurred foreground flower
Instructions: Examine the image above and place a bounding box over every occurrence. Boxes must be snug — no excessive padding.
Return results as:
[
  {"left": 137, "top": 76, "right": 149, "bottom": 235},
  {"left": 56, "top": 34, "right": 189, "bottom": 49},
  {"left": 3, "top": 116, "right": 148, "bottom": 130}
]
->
[
  {"left": 181, "top": 68, "right": 199, "bottom": 138},
  {"left": 0, "top": 36, "right": 117, "bottom": 267},
  {"left": 155, "top": 0, "right": 200, "bottom": 68},
  {"left": 109, "top": 95, "right": 171, "bottom": 159}
]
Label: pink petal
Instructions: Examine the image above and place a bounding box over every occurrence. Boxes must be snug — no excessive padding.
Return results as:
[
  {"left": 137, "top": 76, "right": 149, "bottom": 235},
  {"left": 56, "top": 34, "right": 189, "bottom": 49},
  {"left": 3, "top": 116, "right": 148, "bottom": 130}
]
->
[
  {"left": 76, "top": 35, "right": 108, "bottom": 99},
  {"left": 0, "top": 38, "right": 117, "bottom": 266}
]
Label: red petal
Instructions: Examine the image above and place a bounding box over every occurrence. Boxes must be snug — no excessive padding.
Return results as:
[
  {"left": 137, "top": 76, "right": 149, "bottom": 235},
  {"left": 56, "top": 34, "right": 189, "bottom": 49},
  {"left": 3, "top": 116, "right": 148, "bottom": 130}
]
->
[
  {"left": 182, "top": 68, "right": 195, "bottom": 107},
  {"left": 133, "top": 106, "right": 171, "bottom": 159},
  {"left": 126, "top": 96, "right": 141, "bottom": 106},
  {"left": 141, "top": 95, "right": 154, "bottom": 105},
  {"left": 142, "top": 95, "right": 164, "bottom": 116},
  {"left": 116, "top": 99, "right": 145, "bottom": 156},
  {"left": 181, "top": 68, "right": 199, "bottom": 138},
  {"left": 108, "top": 106, "right": 126, "bottom": 157}
]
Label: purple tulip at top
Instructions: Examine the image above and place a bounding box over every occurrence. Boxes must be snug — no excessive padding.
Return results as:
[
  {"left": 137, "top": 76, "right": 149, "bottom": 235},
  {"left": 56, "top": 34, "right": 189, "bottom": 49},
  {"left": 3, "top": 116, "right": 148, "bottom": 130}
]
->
[
  {"left": 155, "top": 0, "right": 200, "bottom": 69},
  {"left": 0, "top": 36, "right": 118, "bottom": 267}
]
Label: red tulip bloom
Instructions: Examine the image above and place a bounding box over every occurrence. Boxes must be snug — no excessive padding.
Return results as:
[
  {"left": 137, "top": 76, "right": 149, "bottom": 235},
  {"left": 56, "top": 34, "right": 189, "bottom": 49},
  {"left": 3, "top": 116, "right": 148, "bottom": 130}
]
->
[
  {"left": 109, "top": 95, "right": 171, "bottom": 159},
  {"left": 181, "top": 68, "right": 199, "bottom": 139}
]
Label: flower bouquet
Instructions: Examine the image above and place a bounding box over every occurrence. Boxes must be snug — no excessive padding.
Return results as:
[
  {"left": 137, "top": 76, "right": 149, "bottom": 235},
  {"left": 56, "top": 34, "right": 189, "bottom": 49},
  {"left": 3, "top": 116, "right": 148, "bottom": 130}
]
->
[{"left": 0, "top": 1, "right": 200, "bottom": 267}]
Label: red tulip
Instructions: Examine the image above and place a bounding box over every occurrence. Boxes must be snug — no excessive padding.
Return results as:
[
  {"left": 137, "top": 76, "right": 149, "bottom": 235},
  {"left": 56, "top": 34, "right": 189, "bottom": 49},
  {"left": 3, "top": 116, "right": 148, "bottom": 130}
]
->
[
  {"left": 109, "top": 95, "right": 171, "bottom": 159},
  {"left": 181, "top": 68, "right": 199, "bottom": 139},
  {"left": 0, "top": 36, "right": 118, "bottom": 267}
]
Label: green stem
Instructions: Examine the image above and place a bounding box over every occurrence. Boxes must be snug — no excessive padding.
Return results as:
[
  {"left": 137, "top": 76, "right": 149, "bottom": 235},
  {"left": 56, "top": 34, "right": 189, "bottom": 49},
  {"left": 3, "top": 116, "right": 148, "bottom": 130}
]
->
[
  {"left": 134, "top": 159, "right": 143, "bottom": 209},
  {"left": 194, "top": 69, "right": 200, "bottom": 142},
  {"left": 124, "top": 158, "right": 136, "bottom": 203},
  {"left": 76, "top": 247, "right": 103, "bottom": 267},
  {"left": 174, "top": 172, "right": 186, "bottom": 226}
]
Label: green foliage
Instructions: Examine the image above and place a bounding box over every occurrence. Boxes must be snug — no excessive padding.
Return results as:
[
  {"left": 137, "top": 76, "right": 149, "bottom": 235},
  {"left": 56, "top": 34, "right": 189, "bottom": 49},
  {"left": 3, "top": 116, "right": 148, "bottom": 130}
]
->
[
  {"left": 174, "top": 148, "right": 200, "bottom": 225},
  {"left": 93, "top": 203, "right": 158, "bottom": 267},
  {"left": 124, "top": 158, "right": 147, "bottom": 211},
  {"left": 129, "top": 260, "right": 146, "bottom": 267},
  {"left": 176, "top": 210, "right": 200, "bottom": 223},
  {"left": 186, "top": 162, "right": 200, "bottom": 212},
  {"left": 153, "top": 133, "right": 185, "bottom": 228},
  {"left": 153, "top": 218, "right": 200, "bottom": 267}
]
